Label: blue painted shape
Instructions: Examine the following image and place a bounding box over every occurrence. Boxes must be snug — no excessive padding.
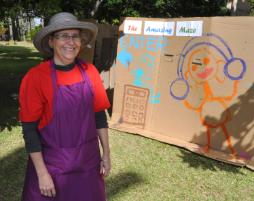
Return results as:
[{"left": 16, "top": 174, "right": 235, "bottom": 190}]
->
[
  {"left": 129, "top": 36, "right": 140, "bottom": 49},
  {"left": 131, "top": 68, "right": 146, "bottom": 87},
  {"left": 150, "top": 99, "right": 161, "bottom": 104},
  {"left": 119, "top": 36, "right": 127, "bottom": 49},
  {"left": 224, "top": 57, "right": 246, "bottom": 80},
  {"left": 130, "top": 68, "right": 160, "bottom": 104},
  {"left": 156, "top": 38, "right": 168, "bottom": 50},
  {"left": 146, "top": 37, "right": 168, "bottom": 52},
  {"left": 149, "top": 91, "right": 161, "bottom": 104},
  {"left": 170, "top": 78, "right": 190, "bottom": 100},
  {"left": 146, "top": 37, "right": 157, "bottom": 52},
  {"left": 125, "top": 36, "right": 169, "bottom": 52},
  {"left": 140, "top": 53, "right": 155, "bottom": 68},
  {"left": 117, "top": 49, "right": 133, "bottom": 68}
]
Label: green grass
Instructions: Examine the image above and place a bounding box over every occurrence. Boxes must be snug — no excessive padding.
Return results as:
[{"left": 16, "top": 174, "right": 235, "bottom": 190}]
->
[
  {"left": 0, "top": 42, "right": 43, "bottom": 131},
  {"left": 1, "top": 128, "right": 254, "bottom": 201},
  {"left": 108, "top": 130, "right": 254, "bottom": 201},
  {"left": 0, "top": 41, "right": 42, "bottom": 76},
  {"left": 0, "top": 128, "right": 26, "bottom": 201},
  {"left": 0, "top": 42, "right": 254, "bottom": 201}
]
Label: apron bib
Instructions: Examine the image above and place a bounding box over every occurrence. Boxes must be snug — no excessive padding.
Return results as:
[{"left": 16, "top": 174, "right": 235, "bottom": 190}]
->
[{"left": 22, "top": 60, "right": 106, "bottom": 201}]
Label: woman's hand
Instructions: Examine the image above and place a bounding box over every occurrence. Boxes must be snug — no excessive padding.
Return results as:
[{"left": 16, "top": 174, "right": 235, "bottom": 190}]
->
[
  {"left": 100, "top": 155, "right": 111, "bottom": 177},
  {"left": 97, "top": 128, "right": 111, "bottom": 177},
  {"left": 29, "top": 152, "right": 56, "bottom": 197},
  {"left": 38, "top": 172, "right": 56, "bottom": 197}
]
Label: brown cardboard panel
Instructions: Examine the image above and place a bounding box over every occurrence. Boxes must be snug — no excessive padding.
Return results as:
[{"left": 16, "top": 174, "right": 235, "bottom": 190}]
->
[{"left": 110, "top": 16, "right": 254, "bottom": 169}]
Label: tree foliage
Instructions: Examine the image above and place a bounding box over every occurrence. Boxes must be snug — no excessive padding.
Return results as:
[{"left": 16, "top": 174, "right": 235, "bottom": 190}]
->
[
  {"left": 0, "top": 0, "right": 231, "bottom": 25},
  {"left": 248, "top": 0, "right": 254, "bottom": 15},
  {"left": 94, "top": 0, "right": 230, "bottom": 24},
  {"left": 0, "top": 22, "right": 7, "bottom": 36}
]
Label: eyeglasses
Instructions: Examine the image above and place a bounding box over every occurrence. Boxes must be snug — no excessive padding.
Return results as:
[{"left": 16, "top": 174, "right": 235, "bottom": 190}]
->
[{"left": 53, "top": 33, "right": 81, "bottom": 42}]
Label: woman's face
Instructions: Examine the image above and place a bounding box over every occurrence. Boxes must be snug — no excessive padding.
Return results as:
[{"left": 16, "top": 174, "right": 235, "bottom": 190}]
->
[
  {"left": 187, "top": 49, "right": 218, "bottom": 84},
  {"left": 49, "top": 29, "right": 81, "bottom": 65}
]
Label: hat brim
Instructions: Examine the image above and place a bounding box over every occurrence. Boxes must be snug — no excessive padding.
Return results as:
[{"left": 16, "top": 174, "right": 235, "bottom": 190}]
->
[{"left": 33, "top": 21, "right": 98, "bottom": 57}]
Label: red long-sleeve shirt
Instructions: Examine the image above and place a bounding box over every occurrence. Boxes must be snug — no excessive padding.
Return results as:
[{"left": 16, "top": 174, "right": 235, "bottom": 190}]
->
[{"left": 19, "top": 60, "right": 110, "bottom": 129}]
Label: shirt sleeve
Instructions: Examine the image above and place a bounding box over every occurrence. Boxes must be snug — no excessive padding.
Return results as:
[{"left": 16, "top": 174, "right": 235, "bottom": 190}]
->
[
  {"left": 85, "top": 63, "right": 111, "bottom": 112},
  {"left": 19, "top": 69, "right": 44, "bottom": 122},
  {"left": 22, "top": 121, "right": 42, "bottom": 153},
  {"left": 95, "top": 111, "right": 108, "bottom": 129}
]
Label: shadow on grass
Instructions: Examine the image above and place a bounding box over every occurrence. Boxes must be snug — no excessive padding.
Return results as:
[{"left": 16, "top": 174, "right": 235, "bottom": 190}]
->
[
  {"left": 106, "top": 172, "right": 144, "bottom": 199},
  {"left": 0, "top": 44, "right": 42, "bottom": 131},
  {"left": 0, "top": 147, "right": 27, "bottom": 201},
  {"left": 178, "top": 149, "right": 244, "bottom": 174}
]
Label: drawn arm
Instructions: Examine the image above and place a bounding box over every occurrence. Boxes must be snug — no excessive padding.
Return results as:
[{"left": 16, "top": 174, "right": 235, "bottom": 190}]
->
[
  {"left": 224, "top": 81, "right": 239, "bottom": 101},
  {"left": 183, "top": 99, "right": 203, "bottom": 112}
]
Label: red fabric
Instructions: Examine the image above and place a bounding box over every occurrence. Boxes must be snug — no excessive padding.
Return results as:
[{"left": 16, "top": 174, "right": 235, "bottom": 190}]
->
[{"left": 19, "top": 60, "right": 110, "bottom": 129}]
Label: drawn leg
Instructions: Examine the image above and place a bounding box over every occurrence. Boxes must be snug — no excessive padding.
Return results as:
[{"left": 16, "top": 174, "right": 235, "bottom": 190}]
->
[
  {"left": 221, "top": 124, "right": 237, "bottom": 157},
  {"left": 203, "top": 125, "right": 211, "bottom": 153}
]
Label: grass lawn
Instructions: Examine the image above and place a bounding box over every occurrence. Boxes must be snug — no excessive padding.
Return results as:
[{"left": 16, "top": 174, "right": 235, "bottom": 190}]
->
[
  {"left": 0, "top": 42, "right": 254, "bottom": 201},
  {"left": 0, "top": 41, "right": 42, "bottom": 131}
]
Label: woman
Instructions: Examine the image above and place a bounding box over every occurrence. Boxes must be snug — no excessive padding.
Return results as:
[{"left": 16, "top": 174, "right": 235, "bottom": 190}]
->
[{"left": 19, "top": 12, "right": 111, "bottom": 201}]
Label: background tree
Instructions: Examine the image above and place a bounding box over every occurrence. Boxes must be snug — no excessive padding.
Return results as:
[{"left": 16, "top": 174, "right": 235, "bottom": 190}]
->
[
  {"left": 0, "top": 0, "right": 231, "bottom": 24},
  {"left": 94, "top": 0, "right": 230, "bottom": 24},
  {"left": 0, "top": 0, "right": 235, "bottom": 40},
  {"left": 248, "top": 0, "right": 254, "bottom": 15}
]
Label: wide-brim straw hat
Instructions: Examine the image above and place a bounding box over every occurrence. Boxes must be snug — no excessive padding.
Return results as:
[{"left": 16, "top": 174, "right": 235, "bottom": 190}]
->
[{"left": 33, "top": 12, "right": 98, "bottom": 57}]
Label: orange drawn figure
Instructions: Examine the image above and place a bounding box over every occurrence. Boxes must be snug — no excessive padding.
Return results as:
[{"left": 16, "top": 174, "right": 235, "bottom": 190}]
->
[{"left": 170, "top": 33, "right": 246, "bottom": 157}]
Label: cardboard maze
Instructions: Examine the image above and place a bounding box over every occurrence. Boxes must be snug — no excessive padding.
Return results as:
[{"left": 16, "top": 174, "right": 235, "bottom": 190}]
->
[{"left": 110, "top": 17, "right": 254, "bottom": 169}]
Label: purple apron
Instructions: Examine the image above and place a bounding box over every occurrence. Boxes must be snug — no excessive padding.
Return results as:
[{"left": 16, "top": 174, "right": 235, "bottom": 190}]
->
[{"left": 22, "top": 60, "right": 106, "bottom": 201}]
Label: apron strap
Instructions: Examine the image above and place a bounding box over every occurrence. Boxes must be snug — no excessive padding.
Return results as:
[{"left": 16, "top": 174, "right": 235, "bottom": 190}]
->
[
  {"left": 76, "top": 59, "right": 94, "bottom": 97},
  {"left": 50, "top": 59, "right": 58, "bottom": 92}
]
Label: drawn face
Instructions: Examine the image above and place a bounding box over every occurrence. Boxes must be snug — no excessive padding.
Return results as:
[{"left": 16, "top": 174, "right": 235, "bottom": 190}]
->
[{"left": 187, "top": 49, "right": 219, "bottom": 84}]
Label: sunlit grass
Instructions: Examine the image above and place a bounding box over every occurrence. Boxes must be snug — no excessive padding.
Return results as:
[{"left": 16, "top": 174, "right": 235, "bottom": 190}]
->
[
  {"left": 0, "top": 127, "right": 26, "bottom": 201},
  {"left": 108, "top": 129, "right": 254, "bottom": 201},
  {"left": 0, "top": 42, "right": 42, "bottom": 76},
  {"left": 1, "top": 128, "right": 254, "bottom": 201}
]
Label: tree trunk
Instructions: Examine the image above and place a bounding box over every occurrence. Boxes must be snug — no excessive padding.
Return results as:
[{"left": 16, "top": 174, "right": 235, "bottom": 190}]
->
[
  {"left": 8, "top": 18, "right": 13, "bottom": 40},
  {"left": 16, "top": 17, "right": 22, "bottom": 41},
  {"left": 90, "top": 0, "right": 104, "bottom": 16},
  {"left": 11, "top": 17, "right": 19, "bottom": 41}
]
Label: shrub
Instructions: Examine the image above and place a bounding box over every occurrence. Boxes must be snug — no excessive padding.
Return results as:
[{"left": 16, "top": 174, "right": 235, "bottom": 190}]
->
[{"left": 25, "top": 25, "right": 42, "bottom": 41}]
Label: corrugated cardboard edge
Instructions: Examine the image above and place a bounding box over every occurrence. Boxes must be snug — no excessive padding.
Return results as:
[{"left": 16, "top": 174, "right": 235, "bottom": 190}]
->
[{"left": 109, "top": 121, "right": 254, "bottom": 171}]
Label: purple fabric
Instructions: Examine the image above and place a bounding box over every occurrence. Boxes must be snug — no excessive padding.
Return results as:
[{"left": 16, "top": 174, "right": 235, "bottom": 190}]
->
[{"left": 22, "top": 61, "right": 106, "bottom": 201}]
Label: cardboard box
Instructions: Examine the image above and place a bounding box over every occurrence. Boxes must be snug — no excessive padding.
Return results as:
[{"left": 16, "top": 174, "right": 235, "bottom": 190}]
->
[{"left": 110, "top": 17, "right": 254, "bottom": 170}]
